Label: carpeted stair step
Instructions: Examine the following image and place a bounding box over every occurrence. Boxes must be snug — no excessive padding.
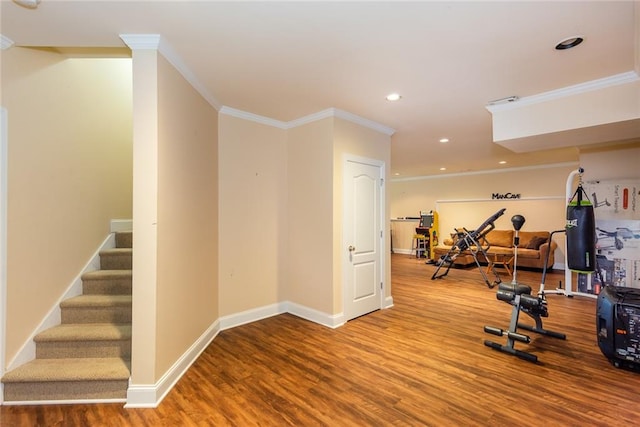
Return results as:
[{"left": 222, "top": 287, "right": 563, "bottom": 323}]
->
[
  {"left": 115, "top": 231, "right": 132, "bottom": 249},
  {"left": 99, "top": 248, "right": 132, "bottom": 270},
  {"left": 35, "top": 324, "right": 132, "bottom": 359},
  {"left": 1, "top": 357, "right": 130, "bottom": 402},
  {"left": 82, "top": 270, "right": 132, "bottom": 295},
  {"left": 61, "top": 295, "right": 132, "bottom": 324}
]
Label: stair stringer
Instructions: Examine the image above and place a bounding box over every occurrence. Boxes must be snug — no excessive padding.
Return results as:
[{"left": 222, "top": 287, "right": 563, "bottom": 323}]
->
[{"left": 5, "top": 233, "right": 116, "bottom": 372}]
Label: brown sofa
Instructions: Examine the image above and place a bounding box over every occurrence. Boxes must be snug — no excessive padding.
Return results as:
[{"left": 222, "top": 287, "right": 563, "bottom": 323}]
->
[{"left": 432, "top": 229, "right": 557, "bottom": 270}]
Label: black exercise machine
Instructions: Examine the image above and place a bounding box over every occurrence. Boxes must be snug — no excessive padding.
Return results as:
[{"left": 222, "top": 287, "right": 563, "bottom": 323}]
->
[
  {"left": 483, "top": 216, "right": 566, "bottom": 363},
  {"left": 431, "top": 208, "right": 505, "bottom": 288}
]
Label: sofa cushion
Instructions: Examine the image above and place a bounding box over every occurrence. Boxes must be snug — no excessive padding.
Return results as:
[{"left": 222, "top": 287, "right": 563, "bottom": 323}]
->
[
  {"left": 485, "top": 229, "right": 513, "bottom": 248},
  {"left": 526, "top": 236, "right": 548, "bottom": 250},
  {"left": 488, "top": 247, "right": 514, "bottom": 256},
  {"left": 519, "top": 231, "right": 550, "bottom": 248},
  {"left": 516, "top": 248, "right": 541, "bottom": 259}
]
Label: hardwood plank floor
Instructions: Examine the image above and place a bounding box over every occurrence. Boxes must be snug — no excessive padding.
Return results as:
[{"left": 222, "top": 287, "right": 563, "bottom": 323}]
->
[{"left": 3, "top": 254, "right": 640, "bottom": 426}]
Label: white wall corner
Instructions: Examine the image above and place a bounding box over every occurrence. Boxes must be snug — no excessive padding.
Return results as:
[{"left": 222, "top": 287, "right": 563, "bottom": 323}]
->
[
  {"left": 126, "top": 320, "right": 220, "bottom": 408},
  {"left": 1, "top": 34, "right": 14, "bottom": 50}
]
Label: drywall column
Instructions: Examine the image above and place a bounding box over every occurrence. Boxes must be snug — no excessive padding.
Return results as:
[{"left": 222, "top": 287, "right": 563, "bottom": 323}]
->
[
  {"left": 120, "top": 35, "right": 160, "bottom": 393},
  {"left": 0, "top": 34, "right": 13, "bottom": 403}
]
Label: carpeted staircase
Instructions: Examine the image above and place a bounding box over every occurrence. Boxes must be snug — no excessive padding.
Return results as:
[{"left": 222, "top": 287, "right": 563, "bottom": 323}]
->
[{"left": 1, "top": 232, "right": 132, "bottom": 402}]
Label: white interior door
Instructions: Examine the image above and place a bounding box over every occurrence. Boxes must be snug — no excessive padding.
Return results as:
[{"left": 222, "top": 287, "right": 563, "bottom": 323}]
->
[{"left": 343, "top": 156, "right": 384, "bottom": 321}]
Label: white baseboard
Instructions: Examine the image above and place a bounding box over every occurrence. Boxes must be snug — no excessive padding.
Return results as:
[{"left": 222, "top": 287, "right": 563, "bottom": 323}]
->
[
  {"left": 125, "top": 320, "right": 220, "bottom": 408},
  {"left": 218, "top": 302, "right": 287, "bottom": 331},
  {"left": 125, "top": 302, "right": 346, "bottom": 407},
  {"left": 393, "top": 248, "right": 412, "bottom": 255},
  {"left": 384, "top": 296, "right": 394, "bottom": 309},
  {"left": 1, "top": 397, "right": 126, "bottom": 406},
  {"left": 5, "top": 233, "right": 115, "bottom": 371},
  {"left": 285, "top": 301, "right": 345, "bottom": 328}
]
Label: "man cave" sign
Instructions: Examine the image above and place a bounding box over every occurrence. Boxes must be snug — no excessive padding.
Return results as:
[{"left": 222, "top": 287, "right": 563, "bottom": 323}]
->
[{"left": 492, "top": 192, "right": 521, "bottom": 199}]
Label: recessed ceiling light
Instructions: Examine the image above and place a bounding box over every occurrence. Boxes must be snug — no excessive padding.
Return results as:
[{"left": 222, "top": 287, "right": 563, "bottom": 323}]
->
[
  {"left": 555, "top": 36, "right": 584, "bottom": 50},
  {"left": 439, "top": 138, "right": 449, "bottom": 143},
  {"left": 499, "top": 161, "right": 507, "bottom": 165},
  {"left": 386, "top": 93, "right": 401, "bottom": 101},
  {"left": 439, "top": 167, "right": 447, "bottom": 171},
  {"left": 394, "top": 172, "right": 400, "bottom": 176}
]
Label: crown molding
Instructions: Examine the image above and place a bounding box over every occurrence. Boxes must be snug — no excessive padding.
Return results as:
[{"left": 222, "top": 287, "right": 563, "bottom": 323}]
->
[
  {"left": 1, "top": 34, "right": 15, "bottom": 50},
  {"left": 331, "top": 108, "right": 396, "bottom": 136},
  {"left": 221, "top": 106, "right": 395, "bottom": 136},
  {"left": 286, "top": 108, "right": 395, "bottom": 136},
  {"left": 119, "top": 35, "right": 392, "bottom": 133},
  {"left": 156, "top": 37, "right": 222, "bottom": 110},
  {"left": 119, "top": 34, "right": 161, "bottom": 50},
  {"left": 120, "top": 34, "right": 221, "bottom": 110},
  {"left": 219, "top": 106, "right": 288, "bottom": 129},
  {"left": 391, "top": 161, "right": 579, "bottom": 182},
  {"left": 285, "top": 108, "right": 335, "bottom": 129},
  {"left": 486, "top": 71, "right": 640, "bottom": 113}
]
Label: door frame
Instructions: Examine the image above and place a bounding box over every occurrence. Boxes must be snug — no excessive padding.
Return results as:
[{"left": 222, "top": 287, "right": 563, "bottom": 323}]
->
[{"left": 342, "top": 154, "right": 386, "bottom": 321}]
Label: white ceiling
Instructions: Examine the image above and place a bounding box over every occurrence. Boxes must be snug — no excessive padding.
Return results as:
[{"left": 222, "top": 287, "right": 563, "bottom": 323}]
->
[{"left": 2, "top": 0, "right": 639, "bottom": 178}]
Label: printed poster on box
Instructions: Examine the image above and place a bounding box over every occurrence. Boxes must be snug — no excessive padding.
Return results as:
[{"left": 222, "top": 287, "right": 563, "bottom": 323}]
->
[{"left": 582, "top": 180, "right": 640, "bottom": 293}]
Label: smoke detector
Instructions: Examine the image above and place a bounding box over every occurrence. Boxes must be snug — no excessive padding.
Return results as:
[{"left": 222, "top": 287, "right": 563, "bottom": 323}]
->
[
  {"left": 13, "top": 0, "right": 41, "bottom": 9},
  {"left": 487, "top": 96, "right": 519, "bottom": 106}
]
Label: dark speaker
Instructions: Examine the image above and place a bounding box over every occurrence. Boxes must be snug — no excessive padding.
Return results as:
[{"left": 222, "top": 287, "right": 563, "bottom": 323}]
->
[{"left": 597, "top": 286, "right": 640, "bottom": 369}]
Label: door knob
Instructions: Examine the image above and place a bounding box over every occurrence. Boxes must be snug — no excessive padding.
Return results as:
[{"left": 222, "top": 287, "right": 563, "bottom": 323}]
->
[{"left": 348, "top": 245, "right": 356, "bottom": 252}]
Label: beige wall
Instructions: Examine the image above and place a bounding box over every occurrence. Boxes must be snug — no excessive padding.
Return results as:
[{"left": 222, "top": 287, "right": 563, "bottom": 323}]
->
[
  {"left": 580, "top": 142, "right": 640, "bottom": 182},
  {"left": 390, "top": 164, "right": 578, "bottom": 265},
  {"left": 391, "top": 143, "right": 640, "bottom": 267},
  {"left": 2, "top": 47, "right": 132, "bottom": 364},
  {"left": 219, "top": 114, "right": 391, "bottom": 318},
  {"left": 286, "top": 118, "right": 334, "bottom": 313},
  {"left": 155, "top": 55, "right": 219, "bottom": 377},
  {"left": 218, "top": 114, "right": 286, "bottom": 317},
  {"left": 333, "top": 118, "right": 392, "bottom": 307}
]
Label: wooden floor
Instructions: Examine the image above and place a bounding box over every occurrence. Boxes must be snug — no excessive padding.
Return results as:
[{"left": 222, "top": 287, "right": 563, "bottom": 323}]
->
[{"left": 3, "top": 254, "right": 640, "bottom": 426}]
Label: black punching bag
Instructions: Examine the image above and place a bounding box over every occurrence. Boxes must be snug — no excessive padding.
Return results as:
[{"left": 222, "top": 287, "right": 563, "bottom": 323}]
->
[{"left": 566, "top": 185, "right": 596, "bottom": 273}]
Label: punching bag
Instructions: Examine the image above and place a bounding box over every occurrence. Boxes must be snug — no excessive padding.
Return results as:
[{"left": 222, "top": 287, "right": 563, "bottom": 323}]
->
[{"left": 566, "top": 184, "right": 596, "bottom": 273}]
